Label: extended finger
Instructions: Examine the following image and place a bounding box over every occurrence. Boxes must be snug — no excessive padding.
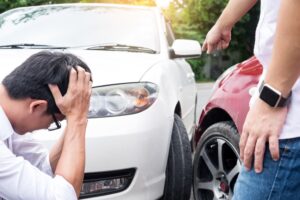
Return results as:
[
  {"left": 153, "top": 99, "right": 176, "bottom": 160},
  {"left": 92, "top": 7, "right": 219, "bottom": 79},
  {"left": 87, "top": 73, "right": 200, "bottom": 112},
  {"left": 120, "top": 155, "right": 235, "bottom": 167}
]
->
[
  {"left": 243, "top": 135, "right": 257, "bottom": 171},
  {"left": 221, "top": 40, "right": 229, "bottom": 49},
  {"left": 269, "top": 135, "right": 280, "bottom": 161},
  {"left": 217, "top": 42, "right": 223, "bottom": 51},
  {"left": 83, "top": 72, "right": 92, "bottom": 96},
  {"left": 76, "top": 66, "right": 86, "bottom": 88},
  {"left": 68, "top": 68, "right": 77, "bottom": 92},
  {"left": 84, "top": 72, "right": 91, "bottom": 86},
  {"left": 254, "top": 137, "right": 266, "bottom": 173},
  {"left": 239, "top": 131, "right": 249, "bottom": 161},
  {"left": 207, "top": 42, "right": 215, "bottom": 54},
  {"left": 202, "top": 40, "right": 208, "bottom": 52},
  {"left": 88, "top": 81, "right": 93, "bottom": 97}
]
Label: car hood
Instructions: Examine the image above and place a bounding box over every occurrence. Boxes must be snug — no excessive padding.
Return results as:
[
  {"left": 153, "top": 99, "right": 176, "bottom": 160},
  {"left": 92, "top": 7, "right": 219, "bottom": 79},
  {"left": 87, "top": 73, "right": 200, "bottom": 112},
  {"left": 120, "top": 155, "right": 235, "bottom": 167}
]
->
[{"left": 0, "top": 49, "right": 163, "bottom": 85}]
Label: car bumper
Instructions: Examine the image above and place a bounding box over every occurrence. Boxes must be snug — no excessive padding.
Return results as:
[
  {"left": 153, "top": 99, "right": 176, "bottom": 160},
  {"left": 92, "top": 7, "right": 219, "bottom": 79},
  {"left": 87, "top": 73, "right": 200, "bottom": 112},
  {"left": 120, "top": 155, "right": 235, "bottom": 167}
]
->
[{"left": 33, "top": 99, "right": 174, "bottom": 200}]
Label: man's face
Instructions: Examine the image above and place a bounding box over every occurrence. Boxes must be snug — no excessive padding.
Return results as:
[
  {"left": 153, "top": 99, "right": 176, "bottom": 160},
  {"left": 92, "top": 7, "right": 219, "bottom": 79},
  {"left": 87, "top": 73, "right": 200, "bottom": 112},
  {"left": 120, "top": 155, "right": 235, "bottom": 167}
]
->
[
  {"left": 14, "top": 106, "right": 65, "bottom": 134},
  {"left": 48, "top": 113, "right": 65, "bottom": 131},
  {"left": 32, "top": 112, "right": 65, "bottom": 133}
]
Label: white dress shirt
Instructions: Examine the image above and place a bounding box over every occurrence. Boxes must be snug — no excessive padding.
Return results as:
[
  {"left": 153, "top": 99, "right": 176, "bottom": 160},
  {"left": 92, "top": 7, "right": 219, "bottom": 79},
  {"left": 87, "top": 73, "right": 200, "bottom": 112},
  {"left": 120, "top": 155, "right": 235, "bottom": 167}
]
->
[
  {"left": 0, "top": 106, "right": 77, "bottom": 200},
  {"left": 252, "top": 0, "right": 300, "bottom": 139}
]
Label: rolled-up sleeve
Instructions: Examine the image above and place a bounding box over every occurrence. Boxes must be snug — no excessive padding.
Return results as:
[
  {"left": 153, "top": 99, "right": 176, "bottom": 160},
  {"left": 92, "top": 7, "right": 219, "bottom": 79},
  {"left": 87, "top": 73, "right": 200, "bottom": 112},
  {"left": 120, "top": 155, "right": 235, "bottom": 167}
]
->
[{"left": 0, "top": 141, "right": 77, "bottom": 200}]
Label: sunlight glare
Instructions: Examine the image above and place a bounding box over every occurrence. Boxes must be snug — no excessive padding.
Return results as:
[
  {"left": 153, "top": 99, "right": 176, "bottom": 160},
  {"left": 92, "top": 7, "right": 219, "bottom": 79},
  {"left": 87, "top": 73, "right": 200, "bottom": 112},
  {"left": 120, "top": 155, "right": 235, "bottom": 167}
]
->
[{"left": 155, "top": 0, "right": 171, "bottom": 8}]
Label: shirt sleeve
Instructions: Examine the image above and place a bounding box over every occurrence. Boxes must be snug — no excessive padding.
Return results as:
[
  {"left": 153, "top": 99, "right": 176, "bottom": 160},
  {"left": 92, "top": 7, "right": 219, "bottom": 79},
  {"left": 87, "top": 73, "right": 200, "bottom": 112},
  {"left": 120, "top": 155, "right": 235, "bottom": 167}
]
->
[
  {"left": 10, "top": 133, "right": 54, "bottom": 176},
  {"left": 0, "top": 140, "right": 77, "bottom": 200}
]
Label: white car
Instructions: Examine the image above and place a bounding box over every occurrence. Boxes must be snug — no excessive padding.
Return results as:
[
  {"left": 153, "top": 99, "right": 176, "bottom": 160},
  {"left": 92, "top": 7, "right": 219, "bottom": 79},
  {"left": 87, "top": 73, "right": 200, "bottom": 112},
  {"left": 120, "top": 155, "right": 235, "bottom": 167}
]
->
[{"left": 0, "top": 3, "right": 201, "bottom": 200}]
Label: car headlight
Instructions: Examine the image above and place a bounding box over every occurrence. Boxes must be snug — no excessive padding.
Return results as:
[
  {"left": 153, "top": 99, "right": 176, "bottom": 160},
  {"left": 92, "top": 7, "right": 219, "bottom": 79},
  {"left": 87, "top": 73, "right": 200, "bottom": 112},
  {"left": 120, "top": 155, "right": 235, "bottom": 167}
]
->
[{"left": 88, "top": 82, "right": 158, "bottom": 118}]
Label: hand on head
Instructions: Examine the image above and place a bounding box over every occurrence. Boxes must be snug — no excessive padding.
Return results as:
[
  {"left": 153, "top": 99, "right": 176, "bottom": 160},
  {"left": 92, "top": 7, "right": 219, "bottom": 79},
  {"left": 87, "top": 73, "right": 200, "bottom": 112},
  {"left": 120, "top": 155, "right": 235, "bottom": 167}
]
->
[{"left": 48, "top": 66, "right": 92, "bottom": 123}]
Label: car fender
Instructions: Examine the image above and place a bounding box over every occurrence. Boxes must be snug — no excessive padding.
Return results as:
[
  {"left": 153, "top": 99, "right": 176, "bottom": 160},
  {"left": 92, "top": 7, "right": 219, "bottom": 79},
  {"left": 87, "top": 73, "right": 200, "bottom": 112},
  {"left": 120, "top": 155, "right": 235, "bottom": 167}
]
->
[
  {"left": 140, "top": 60, "right": 185, "bottom": 117},
  {"left": 195, "top": 57, "right": 263, "bottom": 146}
]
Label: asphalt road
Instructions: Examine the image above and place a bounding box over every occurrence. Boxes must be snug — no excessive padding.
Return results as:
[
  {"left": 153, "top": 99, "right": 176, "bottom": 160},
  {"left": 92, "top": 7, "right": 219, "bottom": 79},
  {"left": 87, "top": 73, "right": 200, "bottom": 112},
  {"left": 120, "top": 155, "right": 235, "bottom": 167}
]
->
[
  {"left": 190, "top": 82, "right": 214, "bottom": 200},
  {"left": 196, "top": 82, "right": 214, "bottom": 119}
]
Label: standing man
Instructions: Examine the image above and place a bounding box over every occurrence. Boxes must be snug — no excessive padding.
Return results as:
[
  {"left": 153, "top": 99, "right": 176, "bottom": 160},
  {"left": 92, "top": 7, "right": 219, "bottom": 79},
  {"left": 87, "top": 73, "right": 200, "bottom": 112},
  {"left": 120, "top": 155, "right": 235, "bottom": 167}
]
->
[
  {"left": 0, "top": 51, "right": 92, "bottom": 199},
  {"left": 203, "top": 0, "right": 300, "bottom": 199}
]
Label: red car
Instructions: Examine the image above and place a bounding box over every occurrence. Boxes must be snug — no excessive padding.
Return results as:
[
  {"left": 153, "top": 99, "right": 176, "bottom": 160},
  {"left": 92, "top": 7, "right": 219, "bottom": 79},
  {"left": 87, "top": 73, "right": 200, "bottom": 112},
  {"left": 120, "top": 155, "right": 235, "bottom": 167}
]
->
[{"left": 193, "top": 57, "right": 263, "bottom": 200}]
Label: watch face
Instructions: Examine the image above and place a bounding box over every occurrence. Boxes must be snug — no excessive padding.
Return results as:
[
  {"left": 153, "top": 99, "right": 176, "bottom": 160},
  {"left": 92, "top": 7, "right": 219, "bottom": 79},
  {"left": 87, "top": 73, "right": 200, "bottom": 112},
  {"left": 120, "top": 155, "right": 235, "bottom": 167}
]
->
[{"left": 260, "top": 85, "right": 280, "bottom": 107}]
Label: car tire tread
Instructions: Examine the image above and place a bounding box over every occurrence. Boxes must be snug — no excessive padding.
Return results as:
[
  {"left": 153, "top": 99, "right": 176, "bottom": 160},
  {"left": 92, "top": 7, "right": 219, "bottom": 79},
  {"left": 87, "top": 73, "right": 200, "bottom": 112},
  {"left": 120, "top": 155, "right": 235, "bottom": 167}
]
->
[{"left": 161, "top": 114, "right": 192, "bottom": 200}]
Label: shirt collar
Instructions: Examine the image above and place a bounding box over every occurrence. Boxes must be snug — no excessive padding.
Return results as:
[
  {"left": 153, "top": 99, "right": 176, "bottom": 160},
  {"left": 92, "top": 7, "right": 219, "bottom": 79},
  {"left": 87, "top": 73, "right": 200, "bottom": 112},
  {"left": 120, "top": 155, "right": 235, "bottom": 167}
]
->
[{"left": 0, "top": 106, "right": 14, "bottom": 141}]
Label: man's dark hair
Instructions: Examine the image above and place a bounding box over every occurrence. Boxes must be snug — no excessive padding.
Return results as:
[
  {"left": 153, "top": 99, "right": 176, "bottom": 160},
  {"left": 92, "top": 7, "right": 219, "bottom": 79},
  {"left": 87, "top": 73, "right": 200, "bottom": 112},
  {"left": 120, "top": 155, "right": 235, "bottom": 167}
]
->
[{"left": 2, "top": 51, "right": 91, "bottom": 114}]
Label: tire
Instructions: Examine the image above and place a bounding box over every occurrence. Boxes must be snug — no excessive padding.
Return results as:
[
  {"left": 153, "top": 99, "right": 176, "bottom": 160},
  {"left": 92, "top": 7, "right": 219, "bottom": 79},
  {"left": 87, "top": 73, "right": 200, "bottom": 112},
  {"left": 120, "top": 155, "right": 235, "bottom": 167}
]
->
[
  {"left": 161, "top": 114, "right": 192, "bottom": 200},
  {"left": 193, "top": 121, "right": 241, "bottom": 200}
]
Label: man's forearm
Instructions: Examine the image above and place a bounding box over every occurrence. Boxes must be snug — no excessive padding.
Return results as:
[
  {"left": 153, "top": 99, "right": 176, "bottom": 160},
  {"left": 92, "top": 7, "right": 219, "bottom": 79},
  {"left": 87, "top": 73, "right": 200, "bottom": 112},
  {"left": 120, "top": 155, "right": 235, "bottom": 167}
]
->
[
  {"left": 216, "top": 0, "right": 257, "bottom": 29},
  {"left": 54, "top": 120, "right": 87, "bottom": 197},
  {"left": 265, "top": 0, "right": 300, "bottom": 96},
  {"left": 49, "top": 132, "right": 65, "bottom": 172}
]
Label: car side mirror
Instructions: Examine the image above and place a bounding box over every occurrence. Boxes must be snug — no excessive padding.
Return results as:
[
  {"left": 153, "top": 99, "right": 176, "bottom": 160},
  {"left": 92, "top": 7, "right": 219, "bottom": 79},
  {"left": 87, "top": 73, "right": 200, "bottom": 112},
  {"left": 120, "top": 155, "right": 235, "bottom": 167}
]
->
[{"left": 169, "top": 39, "right": 202, "bottom": 59}]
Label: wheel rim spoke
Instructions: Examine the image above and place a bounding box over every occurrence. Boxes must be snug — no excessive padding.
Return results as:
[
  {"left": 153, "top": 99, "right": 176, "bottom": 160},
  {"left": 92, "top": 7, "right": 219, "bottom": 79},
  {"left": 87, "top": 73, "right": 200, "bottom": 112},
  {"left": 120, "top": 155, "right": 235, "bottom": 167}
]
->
[
  {"left": 217, "top": 139, "right": 225, "bottom": 171},
  {"left": 196, "top": 178, "right": 214, "bottom": 191},
  {"left": 226, "top": 160, "right": 241, "bottom": 183},
  {"left": 201, "top": 149, "right": 218, "bottom": 176},
  {"left": 196, "top": 132, "right": 241, "bottom": 200}
]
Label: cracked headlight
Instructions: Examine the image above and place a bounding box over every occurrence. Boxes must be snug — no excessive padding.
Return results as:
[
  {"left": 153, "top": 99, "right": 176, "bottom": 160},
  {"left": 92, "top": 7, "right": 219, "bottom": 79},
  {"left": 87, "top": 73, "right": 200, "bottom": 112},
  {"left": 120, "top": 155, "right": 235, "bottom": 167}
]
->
[{"left": 88, "top": 82, "right": 158, "bottom": 118}]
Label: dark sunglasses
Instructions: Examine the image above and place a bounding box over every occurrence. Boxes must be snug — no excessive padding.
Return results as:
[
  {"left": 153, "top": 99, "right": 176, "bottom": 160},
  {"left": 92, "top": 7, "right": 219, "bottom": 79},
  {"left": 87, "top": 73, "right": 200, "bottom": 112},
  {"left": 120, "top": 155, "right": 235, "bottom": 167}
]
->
[{"left": 48, "top": 113, "right": 62, "bottom": 131}]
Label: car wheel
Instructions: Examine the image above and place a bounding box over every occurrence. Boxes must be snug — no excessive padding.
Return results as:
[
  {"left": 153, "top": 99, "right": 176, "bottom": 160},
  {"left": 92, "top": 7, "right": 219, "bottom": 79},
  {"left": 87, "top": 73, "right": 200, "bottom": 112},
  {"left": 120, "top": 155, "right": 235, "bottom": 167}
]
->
[
  {"left": 193, "top": 121, "right": 241, "bottom": 200},
  {"left": 161, "top": 114, "right": 192, "bottom": 200}
]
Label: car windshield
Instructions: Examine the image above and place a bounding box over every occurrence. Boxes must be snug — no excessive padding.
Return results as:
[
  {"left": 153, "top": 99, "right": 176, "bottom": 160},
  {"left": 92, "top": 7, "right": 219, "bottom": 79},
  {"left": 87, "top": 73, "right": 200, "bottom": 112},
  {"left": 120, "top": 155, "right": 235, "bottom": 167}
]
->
[{"left": 0, "top": 5, "right": 159, "bottom": 52}]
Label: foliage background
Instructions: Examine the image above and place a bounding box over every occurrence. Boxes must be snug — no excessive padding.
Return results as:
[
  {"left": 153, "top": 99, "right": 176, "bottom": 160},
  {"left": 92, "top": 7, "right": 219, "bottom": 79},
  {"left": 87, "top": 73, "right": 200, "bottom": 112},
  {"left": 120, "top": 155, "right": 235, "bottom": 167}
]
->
[
  {"left": 0, "top": 0, "right": 259, "bottom": 81},
  {"left": 164, "top": 0, "right": 259, "bottom": 80}
]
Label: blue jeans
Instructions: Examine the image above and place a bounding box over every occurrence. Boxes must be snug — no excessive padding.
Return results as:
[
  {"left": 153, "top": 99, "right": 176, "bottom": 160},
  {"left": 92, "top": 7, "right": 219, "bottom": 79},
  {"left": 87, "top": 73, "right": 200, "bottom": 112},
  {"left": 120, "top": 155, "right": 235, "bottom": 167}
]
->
[{"left": 233, "top": 137, "right": 300, "bottom": 200}]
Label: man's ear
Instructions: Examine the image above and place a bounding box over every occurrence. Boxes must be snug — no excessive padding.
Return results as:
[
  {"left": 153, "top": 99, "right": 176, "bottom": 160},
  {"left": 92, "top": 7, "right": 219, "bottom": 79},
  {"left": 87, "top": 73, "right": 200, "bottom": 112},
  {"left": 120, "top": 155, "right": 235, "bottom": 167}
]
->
[{"left": 29, "top": 100, "right": 48, "bottom": 114}]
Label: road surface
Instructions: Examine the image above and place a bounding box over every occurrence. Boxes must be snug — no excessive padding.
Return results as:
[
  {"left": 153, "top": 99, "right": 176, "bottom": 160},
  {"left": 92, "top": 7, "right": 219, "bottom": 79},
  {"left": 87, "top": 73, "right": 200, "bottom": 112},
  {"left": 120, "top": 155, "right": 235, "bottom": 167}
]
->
[
  {"left": 191, "top": 82, "right": 214, "bottom": 200},
  {"left": 196, "top": 82, "right": 214, "bottom": 119}
]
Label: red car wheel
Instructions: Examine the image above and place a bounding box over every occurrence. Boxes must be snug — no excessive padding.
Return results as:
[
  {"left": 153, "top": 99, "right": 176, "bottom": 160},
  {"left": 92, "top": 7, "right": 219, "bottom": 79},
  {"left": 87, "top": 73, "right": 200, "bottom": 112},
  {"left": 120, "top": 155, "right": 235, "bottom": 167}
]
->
[{"left": 193, "top": 121, "right": 241, "bottom": 200}]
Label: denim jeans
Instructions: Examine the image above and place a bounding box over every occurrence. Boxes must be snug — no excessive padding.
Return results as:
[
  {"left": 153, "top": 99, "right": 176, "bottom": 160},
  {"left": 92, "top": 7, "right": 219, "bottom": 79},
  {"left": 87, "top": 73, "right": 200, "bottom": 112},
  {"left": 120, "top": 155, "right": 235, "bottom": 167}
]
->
[{"left": 233, "top": 137, "right": 300, "bottom": 200}]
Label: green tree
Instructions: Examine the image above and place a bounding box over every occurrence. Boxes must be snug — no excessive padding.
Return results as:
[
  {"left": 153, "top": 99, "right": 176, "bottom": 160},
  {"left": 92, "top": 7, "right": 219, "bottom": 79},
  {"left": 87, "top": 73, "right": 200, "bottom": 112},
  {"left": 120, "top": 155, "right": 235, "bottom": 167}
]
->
[
  {"left": 190, "top": 0, "right": 259, "bottom": 60},
  {"left": 80, "top": 0, "right": 155, "bottom": 6},
  {"left": 164, "top": 0, "right": 260, "bottom": 80}
]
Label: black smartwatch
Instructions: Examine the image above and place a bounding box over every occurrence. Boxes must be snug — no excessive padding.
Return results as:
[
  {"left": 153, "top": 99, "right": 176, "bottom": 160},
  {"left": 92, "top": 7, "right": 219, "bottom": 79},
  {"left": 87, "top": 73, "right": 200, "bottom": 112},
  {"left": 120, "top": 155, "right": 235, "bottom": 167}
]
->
[{"left": 259, "top": 81, "right": 292, "bottom": 107}]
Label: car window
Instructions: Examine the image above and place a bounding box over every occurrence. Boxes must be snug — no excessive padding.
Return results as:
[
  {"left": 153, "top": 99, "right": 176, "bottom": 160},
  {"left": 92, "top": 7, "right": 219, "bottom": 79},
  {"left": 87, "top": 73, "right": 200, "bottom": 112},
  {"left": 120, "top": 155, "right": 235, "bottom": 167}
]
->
[{"left": 0, "top": 5, "right": 160, "bottom": 51}]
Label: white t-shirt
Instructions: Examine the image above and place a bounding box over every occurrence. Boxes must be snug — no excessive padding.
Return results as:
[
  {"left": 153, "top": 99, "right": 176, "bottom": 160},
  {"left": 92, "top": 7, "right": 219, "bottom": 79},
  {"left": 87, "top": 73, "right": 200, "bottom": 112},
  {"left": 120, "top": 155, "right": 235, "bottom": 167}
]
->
[
  {"left": 0, "top": 106, "right": 77, "bottom": 200},
  {"left": 253, "top": 0, "right": 300, "bottom": 139}
]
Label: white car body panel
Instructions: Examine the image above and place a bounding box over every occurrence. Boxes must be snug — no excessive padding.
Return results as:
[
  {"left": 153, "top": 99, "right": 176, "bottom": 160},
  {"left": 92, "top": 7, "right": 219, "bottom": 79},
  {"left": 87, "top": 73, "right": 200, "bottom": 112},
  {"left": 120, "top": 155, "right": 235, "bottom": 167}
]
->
[
  {"left": 0, "top": 4, "right": 198, "bottom": 199},
  {"left": 33, "top": 94, "right": 173, "bottom": 199}
]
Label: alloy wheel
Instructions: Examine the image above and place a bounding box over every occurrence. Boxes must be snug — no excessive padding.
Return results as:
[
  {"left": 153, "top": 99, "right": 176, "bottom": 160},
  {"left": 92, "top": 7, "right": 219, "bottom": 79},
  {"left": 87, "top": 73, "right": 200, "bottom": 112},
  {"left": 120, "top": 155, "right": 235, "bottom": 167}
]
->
[{"left": 194, "top": 136, "right": 241, "bottom": 200}]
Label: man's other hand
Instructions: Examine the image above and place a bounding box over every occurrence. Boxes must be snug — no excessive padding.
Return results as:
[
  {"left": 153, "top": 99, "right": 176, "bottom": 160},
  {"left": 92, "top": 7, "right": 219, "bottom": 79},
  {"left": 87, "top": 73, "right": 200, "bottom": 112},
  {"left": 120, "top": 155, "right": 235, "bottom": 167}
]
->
[
  {"left": 240, "top": 99, "right": 288, "bottom": 173},
  {"left": 202, "top": 23, "right": 232, "bottom": 54}
]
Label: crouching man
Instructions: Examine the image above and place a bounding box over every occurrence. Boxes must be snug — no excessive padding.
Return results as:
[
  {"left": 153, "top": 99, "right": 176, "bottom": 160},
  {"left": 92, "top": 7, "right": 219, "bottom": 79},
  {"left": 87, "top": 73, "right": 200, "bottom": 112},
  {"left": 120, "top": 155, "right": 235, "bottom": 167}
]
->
[{"left": 0, "top": 51, "right": 92, "bottom": 199}]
